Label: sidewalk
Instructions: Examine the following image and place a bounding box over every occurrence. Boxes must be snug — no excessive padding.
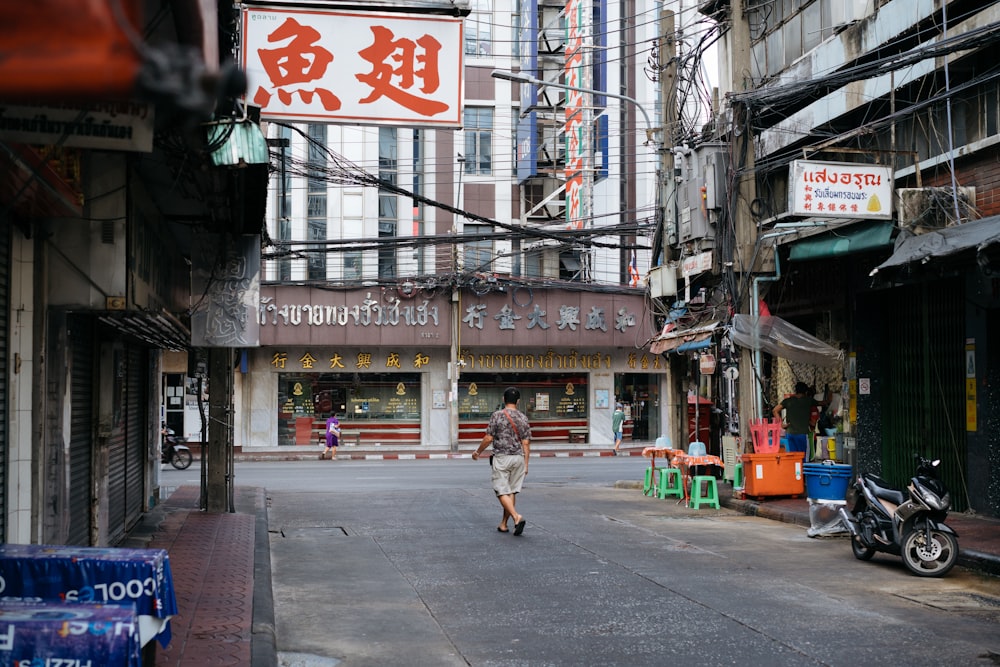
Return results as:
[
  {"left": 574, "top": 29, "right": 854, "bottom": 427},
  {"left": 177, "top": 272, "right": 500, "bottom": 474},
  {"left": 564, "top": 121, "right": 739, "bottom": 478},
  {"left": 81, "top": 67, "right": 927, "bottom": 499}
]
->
[
  {"left": 122, "top": 485, "right": 273, "bottom": 667},
  {"left": 126, "top": 450, "right": 1000, "bottom": 666}
]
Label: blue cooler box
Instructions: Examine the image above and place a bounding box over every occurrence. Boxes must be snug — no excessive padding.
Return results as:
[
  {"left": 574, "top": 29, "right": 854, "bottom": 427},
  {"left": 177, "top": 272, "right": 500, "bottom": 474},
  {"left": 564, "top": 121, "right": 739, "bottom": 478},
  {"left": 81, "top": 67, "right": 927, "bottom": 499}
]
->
[{"left": 803, "top": 463, "right": 852, "bottom": 501}]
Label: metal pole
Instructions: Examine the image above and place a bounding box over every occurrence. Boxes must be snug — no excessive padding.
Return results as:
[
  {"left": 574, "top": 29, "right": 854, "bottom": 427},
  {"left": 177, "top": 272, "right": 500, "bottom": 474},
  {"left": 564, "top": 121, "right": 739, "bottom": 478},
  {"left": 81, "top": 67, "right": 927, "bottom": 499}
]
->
[
  {"left": 491, "top": 70, "right": 658, "bottom": 146},
  {"left": 450, "top": 154, "right": 465, "bottom": 452}
]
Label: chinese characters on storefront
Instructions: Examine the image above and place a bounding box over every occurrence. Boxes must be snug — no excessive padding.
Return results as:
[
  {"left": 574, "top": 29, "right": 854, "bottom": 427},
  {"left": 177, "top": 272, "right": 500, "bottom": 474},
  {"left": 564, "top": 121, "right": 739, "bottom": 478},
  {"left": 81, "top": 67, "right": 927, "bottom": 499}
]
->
[
  {"left": 259, "top": 292, "right": 639, "bottom": 338},
  {"left": 268, "top": 348, "right": 665, "bottom": 372},
  {"left": 242, "top": 7, "right": 463, "bottom": 126}
]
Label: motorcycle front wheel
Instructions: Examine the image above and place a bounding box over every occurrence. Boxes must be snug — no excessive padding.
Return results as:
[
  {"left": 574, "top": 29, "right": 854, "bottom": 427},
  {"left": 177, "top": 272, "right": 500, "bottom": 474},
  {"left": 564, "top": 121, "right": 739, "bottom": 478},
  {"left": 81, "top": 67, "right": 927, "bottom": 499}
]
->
[
  {"left": 170, "top": 449, "right": 193, "bottom": 470},
  {"left": 901, "top": 526, "right": 958, "bottom": 577}
]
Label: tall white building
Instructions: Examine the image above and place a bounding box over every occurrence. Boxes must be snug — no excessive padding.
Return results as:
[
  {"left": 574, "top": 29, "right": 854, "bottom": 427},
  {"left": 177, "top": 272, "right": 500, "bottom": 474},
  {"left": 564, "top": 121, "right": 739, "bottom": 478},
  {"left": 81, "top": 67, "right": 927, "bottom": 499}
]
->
[{"left": 261, "top": 0, "right": 667, "bottom": 291}]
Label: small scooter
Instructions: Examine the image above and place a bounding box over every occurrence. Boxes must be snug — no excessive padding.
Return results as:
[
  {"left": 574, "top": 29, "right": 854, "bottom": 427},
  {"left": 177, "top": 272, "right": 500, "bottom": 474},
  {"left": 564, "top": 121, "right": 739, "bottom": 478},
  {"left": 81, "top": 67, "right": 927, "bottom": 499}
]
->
[
  {"left": 838, "top": 455, "right": 958, "bottom": 577},
  {"left": 161, "top": 426, "right": 193, "bottom": 470}
]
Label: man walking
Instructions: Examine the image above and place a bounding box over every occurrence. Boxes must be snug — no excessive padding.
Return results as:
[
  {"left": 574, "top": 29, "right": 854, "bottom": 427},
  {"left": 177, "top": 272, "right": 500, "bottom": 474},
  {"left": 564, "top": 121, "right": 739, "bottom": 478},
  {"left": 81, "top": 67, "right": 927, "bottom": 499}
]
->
[
  {"left": 472, "top": 387, "right": 531, "bottom": 535},
  {"left": 612, "top": 403, "right": 626, "bottom": 455}
]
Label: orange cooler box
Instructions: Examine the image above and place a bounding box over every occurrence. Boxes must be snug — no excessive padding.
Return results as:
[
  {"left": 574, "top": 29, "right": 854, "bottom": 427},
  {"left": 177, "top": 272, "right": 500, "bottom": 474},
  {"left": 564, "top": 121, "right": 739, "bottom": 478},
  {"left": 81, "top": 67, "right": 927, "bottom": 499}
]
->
[{"left": 740, "top": 452, "right": 805, "bottom": 497}]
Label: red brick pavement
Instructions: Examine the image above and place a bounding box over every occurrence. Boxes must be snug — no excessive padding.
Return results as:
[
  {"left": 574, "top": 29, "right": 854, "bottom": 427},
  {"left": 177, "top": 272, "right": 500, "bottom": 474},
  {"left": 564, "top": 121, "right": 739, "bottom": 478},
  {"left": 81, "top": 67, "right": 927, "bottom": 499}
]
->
[{"left": 148, "top": 487, "right": 255, "bottom": 667}]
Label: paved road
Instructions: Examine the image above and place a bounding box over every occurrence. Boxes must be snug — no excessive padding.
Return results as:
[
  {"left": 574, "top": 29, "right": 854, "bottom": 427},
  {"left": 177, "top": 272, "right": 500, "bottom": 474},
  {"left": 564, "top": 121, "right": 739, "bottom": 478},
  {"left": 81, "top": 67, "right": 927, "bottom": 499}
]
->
[{"left": 163, "top": 459, "right": 1000, "bottom": 666}]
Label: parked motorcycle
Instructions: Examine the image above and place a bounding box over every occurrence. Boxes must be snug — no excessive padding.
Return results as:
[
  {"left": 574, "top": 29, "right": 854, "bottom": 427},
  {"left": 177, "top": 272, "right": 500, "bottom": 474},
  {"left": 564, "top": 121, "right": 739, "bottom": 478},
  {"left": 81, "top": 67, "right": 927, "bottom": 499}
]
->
[
  {"left": 839, "top": 455, "right": 958, "bottom": 577},
  {"left": 161, "top": 427, "right": 193, "bottom": 470}
]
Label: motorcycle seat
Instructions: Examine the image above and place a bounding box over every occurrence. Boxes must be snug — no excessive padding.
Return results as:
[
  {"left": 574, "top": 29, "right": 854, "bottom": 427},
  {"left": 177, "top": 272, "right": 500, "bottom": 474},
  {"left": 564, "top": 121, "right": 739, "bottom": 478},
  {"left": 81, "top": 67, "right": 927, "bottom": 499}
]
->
[{"left": 863, "top": 473, "right": 906, "bottom": 505}]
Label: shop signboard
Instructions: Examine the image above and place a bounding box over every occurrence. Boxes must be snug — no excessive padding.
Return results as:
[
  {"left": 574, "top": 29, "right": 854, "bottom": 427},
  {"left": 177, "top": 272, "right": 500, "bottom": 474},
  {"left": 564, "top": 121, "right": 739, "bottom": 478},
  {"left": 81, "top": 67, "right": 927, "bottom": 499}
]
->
[
  {"left": 564, "top": 0, "right": 590, "bottom": 230},
  {"left": 259, "top": 286, "right": 644, "bottom": 350},
  {"left": 699, "top": 353, "right": 716, "bottom": 375},
  {"left": 789, "top": 160, "right": 893, "bottom": 220},
  {"left": 242, "top": 6, "right": 463, "bottom": 127},
  {"left": 681, "top": 251, "right": 713, "bottom": 278},
  {"left": 0, "top": 103, "right": 154, "bottom": 152}
]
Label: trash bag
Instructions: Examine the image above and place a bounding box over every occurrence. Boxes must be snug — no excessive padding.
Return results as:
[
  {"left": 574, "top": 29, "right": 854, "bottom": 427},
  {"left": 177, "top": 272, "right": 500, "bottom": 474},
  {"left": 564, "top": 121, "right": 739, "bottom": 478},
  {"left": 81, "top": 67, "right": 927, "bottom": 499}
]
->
[{"left": 806, "top": 499, "right": 850, "bottom": 537}]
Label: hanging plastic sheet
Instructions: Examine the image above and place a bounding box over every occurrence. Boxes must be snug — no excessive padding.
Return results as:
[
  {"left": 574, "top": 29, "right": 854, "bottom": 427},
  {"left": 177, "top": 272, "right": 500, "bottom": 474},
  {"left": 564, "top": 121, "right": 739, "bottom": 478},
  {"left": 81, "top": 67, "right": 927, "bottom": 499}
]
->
[
  {"left": 729, "top": 314, "right": 843, "bottom": 367},
  {"left": 870, "top": 216, "right": 1000, "bottom": 276}
]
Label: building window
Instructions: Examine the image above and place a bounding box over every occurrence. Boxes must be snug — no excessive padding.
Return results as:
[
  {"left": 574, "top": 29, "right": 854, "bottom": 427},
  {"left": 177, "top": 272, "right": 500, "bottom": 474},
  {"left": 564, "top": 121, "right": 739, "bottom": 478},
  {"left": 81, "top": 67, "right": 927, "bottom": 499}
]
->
[
  {"left": 511, "top": 105, "right": 520, "bottom": 176},
  {"left": 343, "top": 251, "right": 362, "bottom": 280},
  {"left": 379, "top": 127, "right": 398, "bottom": 279},
  {"left": 276, "top": 373, "right": 422, "bottom": 447},
  {"left": 307, "top": 123, "right": 327, "bottom": 280},
  {"left": 277, "top": 125, "right": 293, "bottom": 281},
  {"left": 559, "top": 249, "right": 583, "bottom": 281},
  {"left": 464, "top": 107, "right": 493, "bottom": 175},
  {"left": 412, "top": 129, "right": 425, "bottom": 273},
  {"left": 465, "top": 0, "right": 493, "bottom": 56},
  {"left": 524, "top": 249, "right": 543, "bottom": 278},
  {"left": 307, "top": 196, "right": 327, "bottom": 280},
  {"left": 464, "top": 224, "right": 493, "bottom": 272}
]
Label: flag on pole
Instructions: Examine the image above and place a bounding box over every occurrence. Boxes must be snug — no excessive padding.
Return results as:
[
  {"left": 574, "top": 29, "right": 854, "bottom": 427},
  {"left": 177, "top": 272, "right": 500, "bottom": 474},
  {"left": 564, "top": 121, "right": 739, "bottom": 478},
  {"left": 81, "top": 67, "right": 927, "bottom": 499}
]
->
[{"left": 628, "top": 251, "right": 640, "bottom": 287}]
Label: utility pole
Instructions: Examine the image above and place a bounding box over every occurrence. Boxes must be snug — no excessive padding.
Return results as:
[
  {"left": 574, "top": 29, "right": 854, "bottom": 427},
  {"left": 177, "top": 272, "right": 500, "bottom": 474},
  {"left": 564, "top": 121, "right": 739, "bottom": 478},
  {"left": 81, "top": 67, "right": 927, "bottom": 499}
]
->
[
  {"left": 205, "top": 347, "right": 234, "bottom": 512},
  {"left": 449, "top": 154, "right": 465, "bottom": 452},
  {"left": 659, "top": 9, "right": 685, "bottom": 449},
  {"left": 730, "top": 0, "right": 761, "bottom": 443}
]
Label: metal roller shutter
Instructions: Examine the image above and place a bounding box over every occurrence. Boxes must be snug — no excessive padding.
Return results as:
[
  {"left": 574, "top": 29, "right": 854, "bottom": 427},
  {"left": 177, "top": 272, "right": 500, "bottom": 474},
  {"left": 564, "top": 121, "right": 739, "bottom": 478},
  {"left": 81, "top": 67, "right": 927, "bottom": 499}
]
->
[
  {"left": 883, "top": 278, "right": 967, "bottom": 510},
  {"left": 67, "top": 315, "right": 95, "bottom": 545},
  {"left": 124, "top": 345, "right": 147, "bottom": 533},
  {"left": 0, "top": 220, "right": 9, "bottom": 539}
]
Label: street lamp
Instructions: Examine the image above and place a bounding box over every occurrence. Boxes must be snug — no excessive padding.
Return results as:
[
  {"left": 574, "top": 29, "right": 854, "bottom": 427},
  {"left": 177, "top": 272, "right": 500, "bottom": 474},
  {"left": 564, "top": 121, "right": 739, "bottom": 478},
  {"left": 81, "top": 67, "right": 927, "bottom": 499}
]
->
[{"left": 490, "top": 69, "right": 659, "bottom": 146}]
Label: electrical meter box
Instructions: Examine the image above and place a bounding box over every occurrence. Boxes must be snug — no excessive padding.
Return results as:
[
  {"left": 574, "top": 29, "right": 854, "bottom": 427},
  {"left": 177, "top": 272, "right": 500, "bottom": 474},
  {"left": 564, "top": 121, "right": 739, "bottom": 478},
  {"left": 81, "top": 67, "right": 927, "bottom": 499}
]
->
[{"left": 678, "top": 143, "right": 728, "bottom": 245}]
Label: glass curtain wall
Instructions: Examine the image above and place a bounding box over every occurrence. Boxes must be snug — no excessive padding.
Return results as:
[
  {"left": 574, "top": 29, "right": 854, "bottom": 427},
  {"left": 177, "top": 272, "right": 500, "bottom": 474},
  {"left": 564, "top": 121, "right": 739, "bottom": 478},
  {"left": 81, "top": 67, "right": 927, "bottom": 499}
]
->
[
  {"left": 378, "top": 127, "right": 398, "bottom": 279},
  {"left": 307, "top": 123, "right": 327, "bottom": 280}
]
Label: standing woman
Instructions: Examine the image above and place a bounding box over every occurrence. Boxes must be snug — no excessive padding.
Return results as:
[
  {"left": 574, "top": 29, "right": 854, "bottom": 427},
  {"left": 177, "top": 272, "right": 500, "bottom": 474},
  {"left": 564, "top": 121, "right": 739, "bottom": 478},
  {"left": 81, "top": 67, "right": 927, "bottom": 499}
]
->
[{"left": 472, "top": 387, "right": 532, "bottom": 535}]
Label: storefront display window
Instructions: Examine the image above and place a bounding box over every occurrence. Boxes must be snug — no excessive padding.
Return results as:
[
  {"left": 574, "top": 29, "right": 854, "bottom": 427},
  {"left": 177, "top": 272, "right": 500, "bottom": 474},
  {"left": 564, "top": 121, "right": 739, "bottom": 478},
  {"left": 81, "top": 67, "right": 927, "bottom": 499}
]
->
[
  {"left": 459, "top": 373, "right": 587, "bottom": 420},
  {"left": 277, "top": 372, "right": 421, "bottom": 446}
]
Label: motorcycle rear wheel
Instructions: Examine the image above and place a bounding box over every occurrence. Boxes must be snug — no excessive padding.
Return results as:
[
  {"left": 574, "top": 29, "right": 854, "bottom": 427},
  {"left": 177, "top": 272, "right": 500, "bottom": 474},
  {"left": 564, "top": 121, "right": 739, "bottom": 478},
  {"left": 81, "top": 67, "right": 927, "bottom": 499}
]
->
[
  {"left": 170, "top": 449, "right": 193, "bottom": 470},
  {"left": 901, "top": 526, "right": 958, "bottom": 577},
  {"left": 851, "top": 535, "right": 875, "bottom": 561}
]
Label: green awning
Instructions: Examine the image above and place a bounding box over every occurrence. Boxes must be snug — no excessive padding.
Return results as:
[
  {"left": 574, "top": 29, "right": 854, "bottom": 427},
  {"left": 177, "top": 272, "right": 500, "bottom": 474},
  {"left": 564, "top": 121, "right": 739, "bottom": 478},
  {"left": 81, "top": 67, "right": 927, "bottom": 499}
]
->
[{"left": 788, "top": 221, "right": 895, "bottom": 261}]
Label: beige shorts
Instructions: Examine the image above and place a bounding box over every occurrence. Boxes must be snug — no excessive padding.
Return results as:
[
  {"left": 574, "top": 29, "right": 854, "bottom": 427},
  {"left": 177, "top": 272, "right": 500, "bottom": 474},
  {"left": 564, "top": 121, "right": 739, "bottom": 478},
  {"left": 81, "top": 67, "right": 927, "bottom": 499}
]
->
[{"left": 490, "top": 453, "right": 526, "bottom": 496}]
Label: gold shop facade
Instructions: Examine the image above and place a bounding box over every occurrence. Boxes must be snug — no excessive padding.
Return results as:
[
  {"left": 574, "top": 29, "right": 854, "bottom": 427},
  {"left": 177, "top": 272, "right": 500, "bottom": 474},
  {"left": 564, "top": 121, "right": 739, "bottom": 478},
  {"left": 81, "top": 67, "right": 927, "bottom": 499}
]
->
[{"left": 235, "top": 285, "right": 663, "bottom": 449}]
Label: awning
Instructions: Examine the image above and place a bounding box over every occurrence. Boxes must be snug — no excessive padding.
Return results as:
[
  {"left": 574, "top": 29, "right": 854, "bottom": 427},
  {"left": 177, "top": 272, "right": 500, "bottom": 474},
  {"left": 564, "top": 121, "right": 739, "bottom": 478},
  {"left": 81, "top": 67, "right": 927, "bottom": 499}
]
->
[
  {"left": 730, "top": 314, "right": 843, "bottom": 367},
  {"left": 870, "top": 216, "right": 1000, "bottom": 275},
  {"left": 650, "top": 321, "right": 719, "bottom": 354},
  {"left": 788, "top": 220, "right": 895, "bottom": 261}
]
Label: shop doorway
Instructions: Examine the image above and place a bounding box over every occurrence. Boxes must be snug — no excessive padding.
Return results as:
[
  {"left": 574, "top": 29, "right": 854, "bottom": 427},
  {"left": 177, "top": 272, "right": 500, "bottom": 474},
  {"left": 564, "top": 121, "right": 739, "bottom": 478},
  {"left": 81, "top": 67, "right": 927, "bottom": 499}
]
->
[{"left": 615, "top": 374, "right": 658, "bottom": 442}]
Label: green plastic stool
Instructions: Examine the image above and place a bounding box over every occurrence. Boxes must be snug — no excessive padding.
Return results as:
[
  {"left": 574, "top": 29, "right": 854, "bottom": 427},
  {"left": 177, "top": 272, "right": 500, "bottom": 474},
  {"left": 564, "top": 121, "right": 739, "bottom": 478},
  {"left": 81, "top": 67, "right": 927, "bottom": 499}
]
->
[
  {"left": 656, "top": 467, "right": 684, "bottom": 499},
  {"left": 643, "top": 467, "right": 656, "bottom": 496},
  {"left": 689, "top": 475, "right": 720, "bottom": 509},
  {"left": 733, "top": 462, "right": 744, "bottom": 489}
]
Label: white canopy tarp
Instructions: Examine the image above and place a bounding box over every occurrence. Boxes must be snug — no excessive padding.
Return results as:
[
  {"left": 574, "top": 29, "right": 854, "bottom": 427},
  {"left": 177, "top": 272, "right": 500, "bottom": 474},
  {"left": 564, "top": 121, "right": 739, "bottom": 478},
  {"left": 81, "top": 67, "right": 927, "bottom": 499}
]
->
[{"left": 730, "top": 314, "right": 843, "bottom": 367}]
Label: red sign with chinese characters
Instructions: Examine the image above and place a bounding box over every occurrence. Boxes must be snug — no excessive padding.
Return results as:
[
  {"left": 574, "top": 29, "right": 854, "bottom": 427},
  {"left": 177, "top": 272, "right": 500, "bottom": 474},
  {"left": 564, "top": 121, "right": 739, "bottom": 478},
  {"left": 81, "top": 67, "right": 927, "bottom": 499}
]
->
[{"left": 242, "top": 7, "right": 463, "bottom": 127}]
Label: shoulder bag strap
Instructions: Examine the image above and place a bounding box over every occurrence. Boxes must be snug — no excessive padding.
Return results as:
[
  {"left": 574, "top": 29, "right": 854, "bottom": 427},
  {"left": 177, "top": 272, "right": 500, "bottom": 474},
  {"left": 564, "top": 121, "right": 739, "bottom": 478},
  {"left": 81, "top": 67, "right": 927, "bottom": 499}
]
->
[{"left": 502, "top": 409, "right": 522, "bottom": 441}]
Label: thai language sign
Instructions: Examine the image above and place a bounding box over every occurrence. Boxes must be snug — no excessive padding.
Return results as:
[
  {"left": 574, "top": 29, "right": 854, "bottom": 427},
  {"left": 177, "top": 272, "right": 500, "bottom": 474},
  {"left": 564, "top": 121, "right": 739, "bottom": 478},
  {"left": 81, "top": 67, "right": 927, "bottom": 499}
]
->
[
  {"left": 258, "top": 286, "right": 645, "bottom": 349},
  {"left": 0, "top": 103, "right": 153, "bottom": 152},
  {"left": 242, "top": 7, "right": 463, "bottom": 126},
  {"left": 789, "top": 160, "right": 893, "bottom": 220}
]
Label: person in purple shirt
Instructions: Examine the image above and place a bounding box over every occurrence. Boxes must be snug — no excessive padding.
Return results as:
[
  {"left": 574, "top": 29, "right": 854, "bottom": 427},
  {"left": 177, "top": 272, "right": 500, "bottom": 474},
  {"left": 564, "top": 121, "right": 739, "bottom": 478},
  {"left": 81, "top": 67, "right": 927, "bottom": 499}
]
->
[{"left": 324, "top": 413, "right": 341, "bottom": 460}]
